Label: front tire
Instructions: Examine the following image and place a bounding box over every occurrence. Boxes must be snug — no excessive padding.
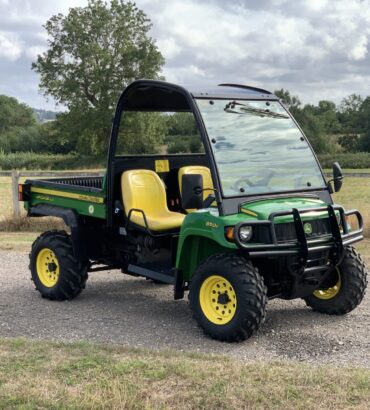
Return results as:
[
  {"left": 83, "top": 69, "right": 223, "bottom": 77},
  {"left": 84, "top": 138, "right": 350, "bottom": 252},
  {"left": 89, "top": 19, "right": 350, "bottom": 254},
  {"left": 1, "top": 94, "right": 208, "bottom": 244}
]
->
[
  {"left": 30, "top": 230, "right": 88, "bottom": 301},
  {"left": 304, "top": 246, "right": 367, "bottom": 315},
  {"left": 189, "top": 253, "right": 267, "bottom": 342}
]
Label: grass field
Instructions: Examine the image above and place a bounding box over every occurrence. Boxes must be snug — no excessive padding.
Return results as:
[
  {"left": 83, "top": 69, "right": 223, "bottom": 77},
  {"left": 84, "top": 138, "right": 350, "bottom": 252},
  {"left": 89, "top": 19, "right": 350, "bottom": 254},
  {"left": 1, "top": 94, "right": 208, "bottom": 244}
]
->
[
  {"left": 332, "top": 177, "right": 370, "bottom": 237},
  {"left": 0, "top": 338, "right": 369, "bottom": 409}
]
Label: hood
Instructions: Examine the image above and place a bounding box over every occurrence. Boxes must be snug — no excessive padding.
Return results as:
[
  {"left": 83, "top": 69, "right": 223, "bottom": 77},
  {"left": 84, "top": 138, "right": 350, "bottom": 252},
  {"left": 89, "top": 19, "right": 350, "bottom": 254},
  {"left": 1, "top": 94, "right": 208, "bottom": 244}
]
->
[{"left": 240, "top": 196, "right": 329, "bottom": 223}]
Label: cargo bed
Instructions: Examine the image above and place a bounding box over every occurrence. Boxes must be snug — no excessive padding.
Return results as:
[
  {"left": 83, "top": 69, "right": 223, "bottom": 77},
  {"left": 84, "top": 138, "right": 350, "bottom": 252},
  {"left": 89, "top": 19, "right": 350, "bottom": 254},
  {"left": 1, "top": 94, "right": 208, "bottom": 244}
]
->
[{"left": 24, "top": 176, "right": 106, "bottom": 219}]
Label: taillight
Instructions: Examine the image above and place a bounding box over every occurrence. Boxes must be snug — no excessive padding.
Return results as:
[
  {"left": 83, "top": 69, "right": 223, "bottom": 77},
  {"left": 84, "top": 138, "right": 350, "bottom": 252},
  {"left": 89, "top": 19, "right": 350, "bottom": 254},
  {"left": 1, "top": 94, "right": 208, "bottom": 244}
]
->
[
  {"left": 18, "top": 184, "right": 23, "bottom": 201},
  {"left": 18, "top": 184, "right": 30, "bottom": 201}
]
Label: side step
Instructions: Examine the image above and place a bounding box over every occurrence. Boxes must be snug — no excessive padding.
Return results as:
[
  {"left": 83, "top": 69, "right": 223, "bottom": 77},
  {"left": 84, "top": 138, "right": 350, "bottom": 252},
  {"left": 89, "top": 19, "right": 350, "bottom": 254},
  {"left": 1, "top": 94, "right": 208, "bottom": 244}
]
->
[{"left": 127, "top": 264, "right": 175, "bottom": 285}]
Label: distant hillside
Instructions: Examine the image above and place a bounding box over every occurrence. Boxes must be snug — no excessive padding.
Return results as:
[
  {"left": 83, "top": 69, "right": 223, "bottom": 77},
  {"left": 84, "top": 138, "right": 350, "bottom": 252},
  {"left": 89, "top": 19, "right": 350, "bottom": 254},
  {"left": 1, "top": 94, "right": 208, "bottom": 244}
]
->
[{"left": 33, "top": 108, "right": 60, "bottom": 123}]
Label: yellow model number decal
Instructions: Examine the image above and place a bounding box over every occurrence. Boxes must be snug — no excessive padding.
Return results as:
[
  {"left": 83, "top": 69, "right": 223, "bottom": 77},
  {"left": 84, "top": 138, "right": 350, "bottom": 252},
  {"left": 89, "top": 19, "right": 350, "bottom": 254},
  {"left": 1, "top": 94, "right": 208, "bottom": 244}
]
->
[
  {"left": 206, "top": 221, "right": 219, "bottom": 228},
  {"left": 35, "top": 195, "right": 53, "bottom": 202},
  {"left": 31, "top": 187, "right": 104, "bottom": 204}
]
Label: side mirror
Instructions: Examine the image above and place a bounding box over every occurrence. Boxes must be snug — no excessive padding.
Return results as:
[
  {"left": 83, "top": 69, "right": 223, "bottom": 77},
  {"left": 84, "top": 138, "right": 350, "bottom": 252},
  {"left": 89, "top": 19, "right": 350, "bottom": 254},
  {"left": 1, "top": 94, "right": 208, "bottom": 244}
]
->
[
  {"left": 333, "top": 162, "right": 343, "bottom": 192},
  {"left": 181, "top": 174, "right": 203, "bottom": 209}
]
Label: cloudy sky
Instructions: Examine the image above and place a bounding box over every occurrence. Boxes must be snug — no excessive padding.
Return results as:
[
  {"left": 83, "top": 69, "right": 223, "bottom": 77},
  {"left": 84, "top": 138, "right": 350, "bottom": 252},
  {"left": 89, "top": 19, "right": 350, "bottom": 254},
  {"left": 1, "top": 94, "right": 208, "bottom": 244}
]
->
[{"left": 0, "top": 0, "right": 370, "bottom": 109}]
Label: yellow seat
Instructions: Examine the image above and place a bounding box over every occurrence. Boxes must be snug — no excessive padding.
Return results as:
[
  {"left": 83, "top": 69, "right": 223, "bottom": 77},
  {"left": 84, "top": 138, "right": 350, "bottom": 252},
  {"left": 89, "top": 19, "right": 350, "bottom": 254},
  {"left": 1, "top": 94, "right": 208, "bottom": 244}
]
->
[
  {"left": 178, "top": 166, "right": 214, "bottom": 213},
  {"left": 122, "top": 169, "right": 185, "bottom": 231}
]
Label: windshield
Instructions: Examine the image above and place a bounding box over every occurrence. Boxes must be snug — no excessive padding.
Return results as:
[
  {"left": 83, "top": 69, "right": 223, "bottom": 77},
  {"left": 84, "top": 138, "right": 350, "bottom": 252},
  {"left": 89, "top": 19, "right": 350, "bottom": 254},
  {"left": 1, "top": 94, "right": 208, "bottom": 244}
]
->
[{"left": 196, "top": 99, "right": 326, "bottom": 197}]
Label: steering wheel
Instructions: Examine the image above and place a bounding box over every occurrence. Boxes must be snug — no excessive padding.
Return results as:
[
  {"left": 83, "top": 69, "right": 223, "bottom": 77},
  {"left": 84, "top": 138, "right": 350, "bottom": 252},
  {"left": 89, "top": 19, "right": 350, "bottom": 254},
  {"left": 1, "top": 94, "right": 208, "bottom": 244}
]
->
[{"left": 231, "top": 170, "right": 275, "bottom": 193}]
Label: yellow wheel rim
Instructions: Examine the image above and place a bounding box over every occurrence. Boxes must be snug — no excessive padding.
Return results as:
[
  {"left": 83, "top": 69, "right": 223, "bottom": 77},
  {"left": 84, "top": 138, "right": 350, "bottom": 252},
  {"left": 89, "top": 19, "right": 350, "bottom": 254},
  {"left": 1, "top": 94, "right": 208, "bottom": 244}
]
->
[
  {"left": 36, "top": 248, "right": 60, "bottom": 288},
  {"left": 313, "top": 269, "right": 341, "bottom": 300},
  {"left": 199, "top": 275, "right": 237, "bottom": 325}
]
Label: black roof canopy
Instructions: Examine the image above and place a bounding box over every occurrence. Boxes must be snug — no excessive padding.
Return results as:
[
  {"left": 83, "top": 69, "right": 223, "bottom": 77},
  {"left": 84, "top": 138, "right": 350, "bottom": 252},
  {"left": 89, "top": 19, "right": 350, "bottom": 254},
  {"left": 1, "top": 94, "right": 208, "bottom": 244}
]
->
[{"left": 120, "top": 80, "right": 279, "bottom": 112}]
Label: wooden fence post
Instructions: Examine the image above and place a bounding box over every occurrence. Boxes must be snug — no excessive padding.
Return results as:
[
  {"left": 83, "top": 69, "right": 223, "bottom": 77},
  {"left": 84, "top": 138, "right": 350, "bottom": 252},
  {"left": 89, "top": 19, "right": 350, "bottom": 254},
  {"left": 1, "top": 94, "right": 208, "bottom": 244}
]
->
[{"left": 11, "top": 169, "right": 20, "bottom": 220}]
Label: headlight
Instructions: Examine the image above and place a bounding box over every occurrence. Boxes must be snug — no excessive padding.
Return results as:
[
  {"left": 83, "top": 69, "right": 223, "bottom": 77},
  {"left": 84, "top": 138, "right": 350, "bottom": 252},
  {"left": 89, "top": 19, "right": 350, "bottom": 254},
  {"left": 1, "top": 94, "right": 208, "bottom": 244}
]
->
[{"left": 239, "top": 225, "right": 253, "bottom": 242}]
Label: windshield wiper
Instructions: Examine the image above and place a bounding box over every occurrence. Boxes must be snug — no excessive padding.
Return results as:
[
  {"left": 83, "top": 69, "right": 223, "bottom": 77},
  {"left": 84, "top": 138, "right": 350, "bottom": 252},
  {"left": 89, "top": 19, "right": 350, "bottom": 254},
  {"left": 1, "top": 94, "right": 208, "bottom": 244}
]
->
[{"left": 224, "top": 101, "right": 289, "bottom": 119}]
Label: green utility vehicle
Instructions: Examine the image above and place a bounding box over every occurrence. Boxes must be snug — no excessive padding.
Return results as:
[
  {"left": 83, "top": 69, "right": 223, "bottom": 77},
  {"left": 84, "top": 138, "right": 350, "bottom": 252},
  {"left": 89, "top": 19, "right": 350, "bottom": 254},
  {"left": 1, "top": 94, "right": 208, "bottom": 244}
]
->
[{"left": 19, "top": 80, "right": 368, "bottom": 342}]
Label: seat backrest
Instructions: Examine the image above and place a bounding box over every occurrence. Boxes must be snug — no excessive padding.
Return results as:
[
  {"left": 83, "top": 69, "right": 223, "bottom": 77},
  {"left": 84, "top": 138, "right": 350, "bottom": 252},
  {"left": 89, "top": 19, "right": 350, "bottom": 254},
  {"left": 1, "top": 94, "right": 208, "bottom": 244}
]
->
[
  {"left": 121, "top": 169, "right": 168, "bottom": 218},
  {"left": 178, "top": 166, "right": 214, "bottom": 212}
]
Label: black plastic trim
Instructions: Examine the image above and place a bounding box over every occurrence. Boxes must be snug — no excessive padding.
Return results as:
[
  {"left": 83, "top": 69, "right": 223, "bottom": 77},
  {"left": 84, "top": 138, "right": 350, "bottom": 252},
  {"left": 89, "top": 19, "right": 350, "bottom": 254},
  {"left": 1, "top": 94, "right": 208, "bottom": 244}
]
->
[
  {"left": 127, "top": 264, "right": 175, "bottom": 284},
  {"left": 25, "top": 178, "right": 104, "bottom": 194},
  {"left": 29, "top": 204, "right": 79, "bottom": 228}
]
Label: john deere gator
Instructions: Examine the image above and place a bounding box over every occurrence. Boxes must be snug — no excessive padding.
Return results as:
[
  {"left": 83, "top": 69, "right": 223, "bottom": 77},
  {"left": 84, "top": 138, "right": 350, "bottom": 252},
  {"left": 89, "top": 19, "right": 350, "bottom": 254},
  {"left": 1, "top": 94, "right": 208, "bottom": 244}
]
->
[{"left": 19, "top": 80, "right": 368, "bottom": 341}]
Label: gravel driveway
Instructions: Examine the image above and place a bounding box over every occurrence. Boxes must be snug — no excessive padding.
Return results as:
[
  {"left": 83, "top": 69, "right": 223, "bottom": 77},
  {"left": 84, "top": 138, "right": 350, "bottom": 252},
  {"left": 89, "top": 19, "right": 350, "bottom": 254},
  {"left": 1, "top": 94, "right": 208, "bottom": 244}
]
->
[{"left": 1, "top": 250, "right": 369, "bottom": 367}]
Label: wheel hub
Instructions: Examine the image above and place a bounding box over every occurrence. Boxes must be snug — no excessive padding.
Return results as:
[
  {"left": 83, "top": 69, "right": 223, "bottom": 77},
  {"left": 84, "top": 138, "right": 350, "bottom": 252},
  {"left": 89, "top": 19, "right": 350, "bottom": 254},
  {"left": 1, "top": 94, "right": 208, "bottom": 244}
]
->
[
  {"left": 48, "top": 262, "right": 57, "bottom": 273},
  {"left": 217, "top": 292, "right": 231, "bottom": 305},
  {"left": 36, "top": 248, "right": 60, "bottom": 288},
  {"left": 199, "top": 275, "right": 237, "bottom": 325}
]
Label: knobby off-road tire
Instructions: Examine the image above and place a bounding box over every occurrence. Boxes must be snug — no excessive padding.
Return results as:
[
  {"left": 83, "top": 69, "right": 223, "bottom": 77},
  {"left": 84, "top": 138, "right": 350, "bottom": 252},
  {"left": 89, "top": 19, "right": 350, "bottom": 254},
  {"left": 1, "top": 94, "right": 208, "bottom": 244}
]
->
[
  {"left": 189, "top": 253, "right": 267, "bottom": 342},
  {"left": 304, "top": 246, "right": 368, "bottom": 315},
  {"left": 30, "top": 230, "right": 88, "bottom": 300}
]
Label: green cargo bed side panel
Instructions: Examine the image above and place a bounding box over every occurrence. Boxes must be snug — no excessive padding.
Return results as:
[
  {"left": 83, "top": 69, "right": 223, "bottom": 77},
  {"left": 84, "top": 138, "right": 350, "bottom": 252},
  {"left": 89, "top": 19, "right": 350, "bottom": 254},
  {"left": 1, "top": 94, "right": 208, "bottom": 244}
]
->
[{"left": 28, "top": 186, "right": 106, "bottom": 219}]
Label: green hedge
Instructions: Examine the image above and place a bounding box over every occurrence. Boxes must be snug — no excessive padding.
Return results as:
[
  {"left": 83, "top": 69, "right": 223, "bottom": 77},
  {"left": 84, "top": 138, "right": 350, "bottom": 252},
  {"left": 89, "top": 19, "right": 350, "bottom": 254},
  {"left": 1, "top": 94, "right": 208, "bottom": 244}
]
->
[
  {"left": 318, "top": 152, "right": 370, "bottom": 169},
  {"left": 0, "top": 152, "right": 105, "bottom": 170}
]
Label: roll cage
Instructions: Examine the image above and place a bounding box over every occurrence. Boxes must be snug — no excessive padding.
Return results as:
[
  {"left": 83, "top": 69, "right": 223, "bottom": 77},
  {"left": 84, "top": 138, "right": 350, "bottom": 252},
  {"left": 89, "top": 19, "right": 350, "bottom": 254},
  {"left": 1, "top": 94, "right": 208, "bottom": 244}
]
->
[{"left": 106, "top": 80, "right": 330, "bottom": 225}]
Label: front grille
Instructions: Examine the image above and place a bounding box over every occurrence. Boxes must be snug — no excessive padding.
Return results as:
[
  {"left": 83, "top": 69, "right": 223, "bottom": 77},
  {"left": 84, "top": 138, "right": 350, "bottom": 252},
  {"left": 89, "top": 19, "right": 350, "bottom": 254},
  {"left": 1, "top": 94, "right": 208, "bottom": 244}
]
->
[{"left": 275, "top": 218, "right": 331, "bottom": 242}]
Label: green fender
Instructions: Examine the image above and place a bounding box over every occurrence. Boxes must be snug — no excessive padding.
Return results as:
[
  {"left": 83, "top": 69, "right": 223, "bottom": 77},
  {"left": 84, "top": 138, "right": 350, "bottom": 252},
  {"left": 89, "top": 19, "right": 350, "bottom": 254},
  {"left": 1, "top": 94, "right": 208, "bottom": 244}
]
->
[
  {"left": 175, "top": 211, "right": 240, "bottom": 281},
  {"left": 176, "top": 234, "right": 237, "bottom": 281}
]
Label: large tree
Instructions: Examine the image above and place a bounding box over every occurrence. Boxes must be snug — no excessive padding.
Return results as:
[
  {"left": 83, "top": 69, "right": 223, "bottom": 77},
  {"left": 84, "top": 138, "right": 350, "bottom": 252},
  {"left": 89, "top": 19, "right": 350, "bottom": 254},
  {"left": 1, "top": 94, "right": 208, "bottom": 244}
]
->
[{"left": 32, "top": 0, "right": 165, "bottom": 153}]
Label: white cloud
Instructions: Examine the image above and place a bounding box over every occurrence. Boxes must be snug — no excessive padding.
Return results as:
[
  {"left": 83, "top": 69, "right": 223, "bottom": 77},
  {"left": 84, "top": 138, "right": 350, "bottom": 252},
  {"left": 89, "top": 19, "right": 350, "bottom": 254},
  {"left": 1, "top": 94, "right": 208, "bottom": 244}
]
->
[
  {"left": 1, "top": 0, "right": 370, "bottom": 108},
  {"left": 0, "top": 31, "right": 22, "bottom": 61},
  {"left": 348, "top": 35, "right": 368, "bottom": 61},
  {"left": 137, "top": 0, "right": 370, "bottom": 103},
  {"left": 156, "top": 38, "right": 181, "bottom": 59}
]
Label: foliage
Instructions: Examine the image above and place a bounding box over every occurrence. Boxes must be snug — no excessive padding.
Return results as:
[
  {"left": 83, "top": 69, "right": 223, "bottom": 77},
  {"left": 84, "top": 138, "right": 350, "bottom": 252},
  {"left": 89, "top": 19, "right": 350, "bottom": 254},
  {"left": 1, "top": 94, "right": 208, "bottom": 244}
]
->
[
  {"left": 274, "top": 88, "right": 301, "bottom": 111},
  {"left": 274, "top": 89, "right": 370, "bottom": 155},
  {"left": 32, "top": 0, "right": 165, "bottom": 153},
  {"left": 318, "top": 152, "right": 370, "bottom": 169},
  {"left": 303, "top": 100, "right": 341, "bottom": 134},
  {"left": 0, "top": 95, "right": 39, "bottom": 154},
  {"left": 338, "top": 134, "right": 361, "bottom": 153},
  {"left": 167, "top": 135, "right": 203, "bottom": 154},
  {"left": 275, "top": 89, "right": 329, "bottom": 153},
  {"left": 337, "top": 94, "right": 364, "bottom": 133},
  {"left": 165, "top": 112, "right": 203, "bottom": 153},
  {"left": 0, "top": 151, "right": 105, "bottom": 170},
  {"left": 166, "top": 112, "right": 198, "bottom": 135},
  {"left": 0, "top": 95, "right": 35, "bottom": 133},
  {"left": 116, "top": 111, "right": 168, "bottom": 154}
]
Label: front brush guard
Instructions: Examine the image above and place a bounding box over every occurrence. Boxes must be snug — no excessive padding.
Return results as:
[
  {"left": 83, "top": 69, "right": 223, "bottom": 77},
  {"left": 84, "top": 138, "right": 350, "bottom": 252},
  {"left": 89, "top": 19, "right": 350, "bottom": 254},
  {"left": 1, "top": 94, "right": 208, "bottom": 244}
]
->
[{"left": 233, "top": 205, "right": 363, "bottom": 298}]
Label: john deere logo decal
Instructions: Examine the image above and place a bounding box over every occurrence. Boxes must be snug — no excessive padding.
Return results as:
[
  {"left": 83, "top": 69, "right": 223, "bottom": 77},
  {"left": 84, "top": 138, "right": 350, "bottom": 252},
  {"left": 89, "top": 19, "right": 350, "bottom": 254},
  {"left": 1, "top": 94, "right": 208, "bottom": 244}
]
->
[{"left": 304, "top": 223, "right": 313, "bottom": 235}]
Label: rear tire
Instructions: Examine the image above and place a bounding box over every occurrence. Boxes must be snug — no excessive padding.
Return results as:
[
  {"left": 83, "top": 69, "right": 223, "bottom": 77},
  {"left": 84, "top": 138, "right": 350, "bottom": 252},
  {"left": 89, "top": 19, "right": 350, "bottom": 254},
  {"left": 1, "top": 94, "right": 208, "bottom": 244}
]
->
[
  {"left": 189, "top": 253, "right": 267, "bottom": 342},
  {"left": 30, "top": 230, "right": 88, "bottom": 301},
  {"left": 304, "top": 246, "right": 367, "bottom": 315}
]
